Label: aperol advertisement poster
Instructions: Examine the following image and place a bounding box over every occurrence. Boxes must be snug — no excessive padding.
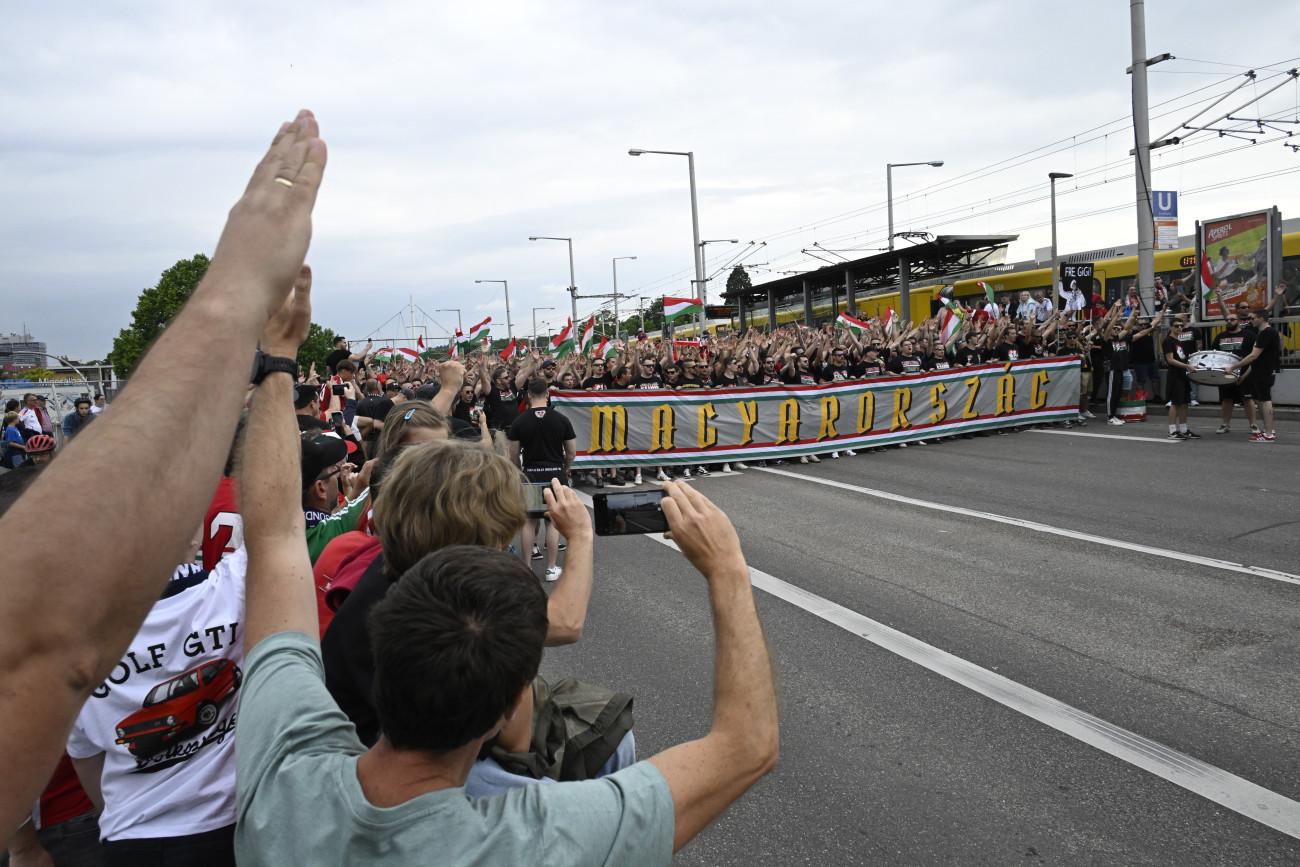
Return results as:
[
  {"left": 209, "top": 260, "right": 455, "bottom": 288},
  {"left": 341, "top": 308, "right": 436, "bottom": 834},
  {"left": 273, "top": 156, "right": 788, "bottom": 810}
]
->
[{"left": 1199, "top": 210, "right": 1274, "bottom": 319}]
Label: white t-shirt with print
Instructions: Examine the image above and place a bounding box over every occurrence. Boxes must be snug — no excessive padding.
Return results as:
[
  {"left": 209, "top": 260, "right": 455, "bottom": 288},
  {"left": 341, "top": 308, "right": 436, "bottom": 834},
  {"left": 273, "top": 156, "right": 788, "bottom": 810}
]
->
[{"left": 67, "top": 547, "right": 247, "bottom": 842}]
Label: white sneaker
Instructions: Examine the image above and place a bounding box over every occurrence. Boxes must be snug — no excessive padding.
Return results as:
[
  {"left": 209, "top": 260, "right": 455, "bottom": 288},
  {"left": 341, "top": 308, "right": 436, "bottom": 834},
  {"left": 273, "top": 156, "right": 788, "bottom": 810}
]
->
[
  {"left": 830, "top": 451, "right": 840, "bottom": 459},
  {"left": 545, "top": 567, "right": 562, "bottom": 582},
  {"left": 800, "top": 455, "right": 809, "bottom": 464},
  {"left": 1108, "top": 417, "right": 1125, "bottom": 425},
  {"left": 634, "top": 472, "right": 643, "bottom": 485},
  {"left": 916, "top": 439, "right": 928, "bottom": 446},
  {"left": 734, "top": 462, "right": 749, "bottom": 470},
  {"left": 1215, "top": 424, "right": 1230, "bottom": 435},
  {"left": 1083, "top": 410, "right": 1096, "bottom": 419},
  {"left": 682, "top": 467, "right": 692, "bottom": 478},
  {"left": 1190, "top": 400, "right": 1200, "bottom": 407},
  {"left": 1250, "top": 424, "right": 1261, "bottom": 435},
  {"left": 722, "top": 463, "right": 732, "bottom": 473},
  {"left": 844, "top": 449, "right": 857, "bottom": 456},
  {"left": 808, "top": 454, "right": 821, "bottom": 463},
  {"left": 656, "top": 469, "right": 670, "bottom": 481}
]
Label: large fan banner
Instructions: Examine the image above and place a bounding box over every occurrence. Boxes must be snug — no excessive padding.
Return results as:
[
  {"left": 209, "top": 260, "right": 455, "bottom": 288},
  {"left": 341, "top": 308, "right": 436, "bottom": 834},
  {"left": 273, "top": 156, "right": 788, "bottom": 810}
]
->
[{"left": 553, "top": 358, "right": 1081, "bottom": 467}]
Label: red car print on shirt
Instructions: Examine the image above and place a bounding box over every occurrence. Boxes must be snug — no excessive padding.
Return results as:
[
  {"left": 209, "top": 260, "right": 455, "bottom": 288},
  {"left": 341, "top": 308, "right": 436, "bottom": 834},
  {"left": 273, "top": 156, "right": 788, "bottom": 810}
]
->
[{"left": 114, "top": 658, "right": 242, "bottom": 759}]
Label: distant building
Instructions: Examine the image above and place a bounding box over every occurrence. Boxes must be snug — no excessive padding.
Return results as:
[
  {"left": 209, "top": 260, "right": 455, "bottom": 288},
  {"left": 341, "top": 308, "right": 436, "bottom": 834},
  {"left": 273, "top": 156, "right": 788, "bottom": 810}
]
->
[{"left": 0, "top": 331, "right": 47, "bottom": 367}]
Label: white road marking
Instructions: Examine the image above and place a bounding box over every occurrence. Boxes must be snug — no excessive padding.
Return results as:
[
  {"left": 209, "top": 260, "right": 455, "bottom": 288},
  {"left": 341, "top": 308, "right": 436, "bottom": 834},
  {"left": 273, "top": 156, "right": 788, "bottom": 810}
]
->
[
  {"left": 572, "top": 487, "right": 1300, "bottom": 837},
  {"left": 1029, "top": 428, "right": 1180, "bottom": 443},
  {"left": 755, "top": 467, "right": 1300, "bottom": 587}
]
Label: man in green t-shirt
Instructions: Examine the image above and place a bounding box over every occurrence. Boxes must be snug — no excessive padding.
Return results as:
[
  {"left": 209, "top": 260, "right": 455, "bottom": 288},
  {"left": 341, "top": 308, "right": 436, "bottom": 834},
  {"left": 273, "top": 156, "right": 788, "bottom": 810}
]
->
[{"left": 234, "top": 282, "right": 780, "bottom": 864}]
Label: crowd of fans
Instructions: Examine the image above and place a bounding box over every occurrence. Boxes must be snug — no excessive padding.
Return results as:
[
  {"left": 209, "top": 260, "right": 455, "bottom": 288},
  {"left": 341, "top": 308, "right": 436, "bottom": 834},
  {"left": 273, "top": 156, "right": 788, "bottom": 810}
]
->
[{"left": 0, "top": 111, "right": 779, "bottom": 867}]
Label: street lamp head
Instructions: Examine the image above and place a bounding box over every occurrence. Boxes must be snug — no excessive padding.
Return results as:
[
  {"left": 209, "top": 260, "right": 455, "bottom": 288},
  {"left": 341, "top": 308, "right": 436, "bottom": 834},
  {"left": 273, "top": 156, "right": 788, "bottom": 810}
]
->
[
  {"left": 928, "top": 161, "right": 944, "bottom": 167},
  {"left": 1049, "top": 172, "right": 1074, "bottom": 180},
  {"left": 528, "top": 236, "right": 538, "bottom": 241},
  {"left": 628, "top": 149, "right": 645, "bottom": 156}
]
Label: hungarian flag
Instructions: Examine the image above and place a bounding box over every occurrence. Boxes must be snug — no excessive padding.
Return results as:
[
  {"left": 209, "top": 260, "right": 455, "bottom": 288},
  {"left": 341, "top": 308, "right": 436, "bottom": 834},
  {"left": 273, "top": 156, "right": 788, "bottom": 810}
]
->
[
  {"left": 371, "top": 347, "right": 393, "bottom": 364},
  {"left": 498, "top": 337, "right": 517, "bottom": 360},
  {"left": 939, "top": 307, "right": 964, "bottom": 345},
  {"left": 579, "top": 316, "right": 595, "bottom": 354},
  {"left": 1200, "top": 254, "right": 1216, "bottom": 300},
  {"left": 468, "top": 317, "right": 492, "bottom": 341},
  {"left": 595, "top": 336, "right": 617, "bottom": 359},
  {"left": 671, "top": 339, "right": 702, "bottom": 362},
  {"left": 836, "top": 312, "right": 869, "bottom": 336},
  {"left": 417, "top": 334, "right": 426, "bottom": 351},
  {"left": 395, "top": 347, "right": 421, "bottom": 361},
  {"left": 664, "top": 296, "right": 703, "bottom": 320},
  {"left": 978, "top": 281, "right": 995, "bottom": 305},
  {"left": 550, "top": 318, "right": 575, "bottom": 357},
  {"left": 883, "top": 307, "right": 898, "bottom": 334}
]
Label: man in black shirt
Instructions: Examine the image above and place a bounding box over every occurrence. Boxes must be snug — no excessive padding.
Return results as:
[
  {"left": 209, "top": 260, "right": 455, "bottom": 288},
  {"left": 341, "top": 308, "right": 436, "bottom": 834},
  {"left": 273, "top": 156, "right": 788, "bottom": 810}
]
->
[
  {"left": 1226, "top": 309, "right": 1280, "bottom": 442},
  {"left": 953, "top": 334, "right": 983, "bottom": 367},
  {"left": 325, "top": 335, "right": 372, "bottom": 374},
  {"left": 1211, "top": 313, "right": 1256, "bottom": 434},
  {"left": 354, "top": 379, "right": 400, "bottom": 457},
  {"left": 887, "top": 339, "right": 924, "bottom": 375},
  {"left": 858, "top": 345, "right": 887, "bottom": 378},
  {"left": 508, "top": 377, "right": 578, "bottom": 578},
  {"left": 1161, "top": 315, "right": 1200, "bottom": 440}
]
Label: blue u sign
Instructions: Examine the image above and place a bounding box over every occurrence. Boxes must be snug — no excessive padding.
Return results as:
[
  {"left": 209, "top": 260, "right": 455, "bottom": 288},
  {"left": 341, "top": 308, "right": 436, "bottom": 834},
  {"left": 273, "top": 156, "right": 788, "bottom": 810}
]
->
[{"left": 1152, "top": 191, "right": 1177, "bottom": 218}]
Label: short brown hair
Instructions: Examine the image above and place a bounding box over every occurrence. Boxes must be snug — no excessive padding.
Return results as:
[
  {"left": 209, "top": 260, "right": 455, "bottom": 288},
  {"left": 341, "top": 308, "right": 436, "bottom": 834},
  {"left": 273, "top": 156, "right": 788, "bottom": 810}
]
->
[{"left": 373, "top": 439, "right": 527, "bottom": 576}]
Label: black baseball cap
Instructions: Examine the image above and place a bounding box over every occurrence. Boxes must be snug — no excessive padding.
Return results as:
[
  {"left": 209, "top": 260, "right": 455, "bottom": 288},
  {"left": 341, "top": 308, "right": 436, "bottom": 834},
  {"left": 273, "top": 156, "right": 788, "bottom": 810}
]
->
[{"left": 300, "top": 432, "right": 350, "bottom": 490}]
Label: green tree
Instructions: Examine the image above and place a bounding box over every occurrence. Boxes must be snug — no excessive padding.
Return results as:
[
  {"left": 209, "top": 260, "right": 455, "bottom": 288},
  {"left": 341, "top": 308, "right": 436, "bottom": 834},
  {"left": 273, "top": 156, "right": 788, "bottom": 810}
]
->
[
  {"left": 725, "top": 265, "right": 753, "bottom": 297},
  {"left": 109, "top": 254, "right": 210, "bottom": 378},
  {"left": 296, "top": 323, "right": 336, "bottom": 377},
  {"left": 19, "top": 367, "right": 54, "bottom": 381}
]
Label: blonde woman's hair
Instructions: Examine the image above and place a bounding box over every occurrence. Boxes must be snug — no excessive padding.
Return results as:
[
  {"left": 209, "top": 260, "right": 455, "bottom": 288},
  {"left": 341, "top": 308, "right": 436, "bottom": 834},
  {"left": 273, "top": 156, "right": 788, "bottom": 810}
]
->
[
  {"left": 374, "top": 400, "right": 450, "bottom": 458},
  {"left": 3, "top": 411, "right": 17, "bottom": 427},
  {"left": 374, "top": 439, "right": 527, "bottom": 576}
]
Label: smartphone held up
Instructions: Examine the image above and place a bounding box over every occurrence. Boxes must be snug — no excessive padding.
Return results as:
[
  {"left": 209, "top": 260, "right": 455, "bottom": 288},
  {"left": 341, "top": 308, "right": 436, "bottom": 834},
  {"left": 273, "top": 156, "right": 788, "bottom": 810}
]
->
[{"left": 593, "top": 490, "right": 668, "bottom": 536}]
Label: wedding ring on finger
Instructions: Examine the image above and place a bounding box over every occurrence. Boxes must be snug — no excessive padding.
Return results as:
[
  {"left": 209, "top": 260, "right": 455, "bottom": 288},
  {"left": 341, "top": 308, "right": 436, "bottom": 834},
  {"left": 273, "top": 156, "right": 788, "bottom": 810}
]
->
[{"left": 274, "top": 177, "right": 294, "bottom": 188}]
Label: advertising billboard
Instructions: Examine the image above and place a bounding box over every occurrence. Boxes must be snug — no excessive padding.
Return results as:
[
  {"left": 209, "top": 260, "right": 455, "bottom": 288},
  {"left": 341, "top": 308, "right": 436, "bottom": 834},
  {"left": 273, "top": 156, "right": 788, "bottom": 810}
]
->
[{"left": 1197, "top": 207, "right": 1281, "bottom": 320}]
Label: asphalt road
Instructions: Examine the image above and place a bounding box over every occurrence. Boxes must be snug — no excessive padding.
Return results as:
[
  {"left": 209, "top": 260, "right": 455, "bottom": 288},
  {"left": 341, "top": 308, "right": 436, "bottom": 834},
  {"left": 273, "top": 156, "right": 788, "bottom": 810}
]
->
[{"left": 538, "top": 415, "right": 1300, "bottom": 865}]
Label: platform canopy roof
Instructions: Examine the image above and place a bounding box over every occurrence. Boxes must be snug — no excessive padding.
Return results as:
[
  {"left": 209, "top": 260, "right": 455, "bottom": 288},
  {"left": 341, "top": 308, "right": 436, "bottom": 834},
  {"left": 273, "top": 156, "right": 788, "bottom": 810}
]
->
[{"left": 723, "top": 234, "right": 1020, "bottom": 303}]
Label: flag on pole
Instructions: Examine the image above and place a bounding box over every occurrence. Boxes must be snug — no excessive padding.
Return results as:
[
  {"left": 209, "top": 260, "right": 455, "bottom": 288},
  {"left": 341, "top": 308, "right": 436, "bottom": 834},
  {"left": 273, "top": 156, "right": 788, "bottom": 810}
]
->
[
  {"left": 663, "top": 296, "right": 703, "bottom": 320},
  {"left": 1199, "top": 254, "right": 1216, "bottom": 300},
  {"left": 550, "top": 318, "right": 575, "bottom": 357},
  {"left": 371, "top": 348, "right": 393, "bottom": 364},
  {"left": 395, "top": 347, "right": 421, "bottom": 361},
  {"left": 579, "top": 316, "right": 595, "bottom": 354},
  {"left": 417, "top": 334, "right": 426, "bottom": 351},
  {"left": 596, "top": 336, "right": 617, "bottom": 359},
  {"left": 978, "top": 281, "right": 995, "bottom": 305},
  {"left": 468, "top": 317, "right": 492, "bottom": 341},
  {"left": 498, "top": 337, "right": 518, "bottom": 360},
  {"left": 883, "top": 307, "right": 898, "bottom": 334},
  {"left": 835, "top": 311, "right": 870, "bottom": 336}
]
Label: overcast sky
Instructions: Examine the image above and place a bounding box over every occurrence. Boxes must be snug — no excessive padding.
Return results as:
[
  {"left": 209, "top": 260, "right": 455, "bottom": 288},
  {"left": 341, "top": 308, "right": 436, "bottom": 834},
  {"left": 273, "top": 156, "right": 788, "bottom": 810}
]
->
[{"left": 3, "top": 0, "right": 1297, "bottom": 361}]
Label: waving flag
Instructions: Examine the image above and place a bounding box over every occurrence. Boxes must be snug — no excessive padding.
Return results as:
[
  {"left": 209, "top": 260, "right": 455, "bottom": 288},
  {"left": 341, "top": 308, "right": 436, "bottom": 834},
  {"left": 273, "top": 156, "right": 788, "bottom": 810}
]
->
[
  {"left": 836, "top": 311, "right": 870, "bottom": 336},
  {"left": 550, "top": 318, "right": 575, "bottom": 357},
  {"left": 1200, "top": 255, "right": 1216, "bottom": 300},
  {"left": 468, "top": 317, "right": 492, "bottom": 341},
  {"left": 596, "top": 336, "right": 617, "bottom": 359},
  {"left": 395, "top": 347, "right": 421, "bottom": 361},
  {"left": 978, "top": 281, "right": 995, "bottom": 305},
  {"left": 579, "top": 316, "right": 595, "bottom": 354},
  {"left": 883, "top": 307, "right": 898, "bottom": 334},
  {"left": 371, "top": 348, "right": 393, "bottom": 364},
  {"left": 417, "top": 334, "right": 426, "bottom": 351},
  {"left": 663, "top": 296, "right": 703, "bottom": 320},
  {"left": 939, "top": 307, "right": 964, "bottom": 345}
]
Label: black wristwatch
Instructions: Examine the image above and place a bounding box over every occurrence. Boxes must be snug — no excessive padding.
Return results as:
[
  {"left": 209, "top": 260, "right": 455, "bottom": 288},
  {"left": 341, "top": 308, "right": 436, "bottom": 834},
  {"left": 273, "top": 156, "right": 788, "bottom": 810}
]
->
[{"left": 250, "top": 350, "right": 300, "bottom": 384}]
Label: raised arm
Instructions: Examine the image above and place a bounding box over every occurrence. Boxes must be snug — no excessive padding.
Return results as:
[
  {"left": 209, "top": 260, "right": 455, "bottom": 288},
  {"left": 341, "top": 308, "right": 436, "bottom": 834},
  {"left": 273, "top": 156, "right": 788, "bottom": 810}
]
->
[
  {"left": 242, "top": 267, "right": 318, "bottom": 649},
  {"left": 0, "top": 110, "right": 325, "bottom": 833},
  {"left": 649, "top": 482, "right": 778, "bottom": 852}
]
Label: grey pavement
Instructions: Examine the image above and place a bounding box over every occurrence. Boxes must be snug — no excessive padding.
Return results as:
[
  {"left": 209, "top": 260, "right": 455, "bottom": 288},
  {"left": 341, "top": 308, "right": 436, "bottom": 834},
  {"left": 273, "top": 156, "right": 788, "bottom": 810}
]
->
[{"left": 543, "top": 416, "right": 1300, "bottom": 865}]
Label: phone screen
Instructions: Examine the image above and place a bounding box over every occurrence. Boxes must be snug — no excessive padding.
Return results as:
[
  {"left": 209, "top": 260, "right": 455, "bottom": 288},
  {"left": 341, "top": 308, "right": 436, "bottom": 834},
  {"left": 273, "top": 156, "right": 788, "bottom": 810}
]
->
[
  {"left": 332, "top": 384, "right": 346, "bottom": 396},
  {"left": 593, "top": 490, "right": 669, "bottom": 536},
  {"left": 330, "top": 412, "right": 345, "bottom": 426},
  {"left": 522, "top": 482, "right": 550, "bottom": 518}
]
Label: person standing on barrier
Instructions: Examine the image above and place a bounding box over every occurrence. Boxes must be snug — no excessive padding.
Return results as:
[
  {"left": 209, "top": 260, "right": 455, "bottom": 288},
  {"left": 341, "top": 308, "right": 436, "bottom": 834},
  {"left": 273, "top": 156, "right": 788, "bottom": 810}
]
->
[{"left": 1226, "top": 309, "right": 1280, "bottom": 443}]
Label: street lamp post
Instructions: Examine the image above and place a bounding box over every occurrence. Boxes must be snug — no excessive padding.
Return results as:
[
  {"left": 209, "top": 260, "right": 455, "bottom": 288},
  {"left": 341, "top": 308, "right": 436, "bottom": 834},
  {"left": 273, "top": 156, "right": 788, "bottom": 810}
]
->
[
  {"left": 1049, "top": 172, "right": 1074, "bottom": 306},
  {"left": 529, "top": 237, "right": 578, "bottom": 328},
  {"left": 474, "top": 280, "right": 512, "bottom": 340},
  {"left": 612, "top": 256, "right": 636, "bottom": 337},
  {"left": 532, "top": 307, "right": 555, "bottom": 348},
  {"left": 629, "top": 148, "right": 706, "bottom": 334},
  {"left": 886, "top": 160, "right": 944, "bottom": 324},
  {"left": 436, "top": 308, "right": 463, "bottom": 336}
]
